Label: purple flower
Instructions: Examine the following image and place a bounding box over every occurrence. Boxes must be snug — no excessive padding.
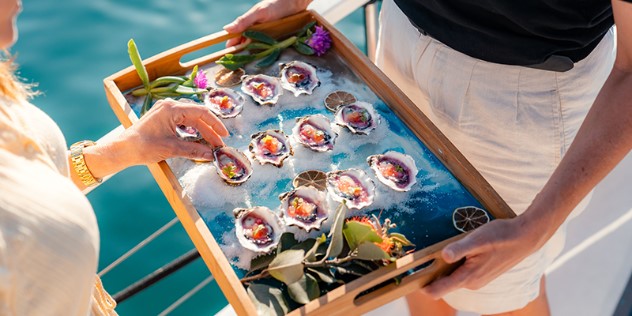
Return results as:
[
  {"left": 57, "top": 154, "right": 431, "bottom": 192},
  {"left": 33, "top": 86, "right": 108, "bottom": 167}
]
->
[
  {"left": 306, "top": 26, "right": 332, "bottom": 56},
  {"left": 194, "top": 71, "right": 208, "bottom": 89}
]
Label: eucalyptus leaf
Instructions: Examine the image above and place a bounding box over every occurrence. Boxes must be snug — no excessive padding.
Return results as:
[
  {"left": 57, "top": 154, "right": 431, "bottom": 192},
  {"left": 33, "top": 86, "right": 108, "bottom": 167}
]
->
[
  {"left": 307, "top": 267, "right": 335, "bottom": 284},
  {"left": 296, "top": 21, "right": 316, "bottom": 37},
  {"left": 267, "top": 249, "right": 305, "bottom": 285},
  {"left": 390, "top": 233, "right": 415, "bottom": 247},
  {"left": 291, "top": 238, "right": 316, "bottom": 253},
  {"left": 250, "top": 252, "right": 276, "bottom": 272},
  {"left": 287, "top": 274, "right": 320, "bottom": 304},
  {"left": 127, "top": 39, "right": 150, "bottom": 90},
  {"left": 325, "top": 202, "right": 348, "bottom": 259},
  {"left": 294, "top": 41, "right": 315, "bottom": 56},
  {"left": 342, "top": 221, "right": 383, "bottom": 251},
  {"left": 355, "top": 242, "right": 391, "bottom": 261},
  {"left": 247, "top": 283, "right": 290, "bottom": 315},
  {"left": 243, "top": 30, "right": 278, "bottom": 45},
  {"left": 277, "top": 232, "right": 299, "bottom": 255},
  {"left": 256, "top": 48, "right": 281, "bottom": 68},
  {"left": 305, "top": 234, "right": 326, "bottom": 262}
]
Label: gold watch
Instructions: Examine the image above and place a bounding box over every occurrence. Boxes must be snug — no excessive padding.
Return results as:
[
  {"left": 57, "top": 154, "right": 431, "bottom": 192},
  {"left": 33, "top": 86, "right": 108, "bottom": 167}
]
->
[{"left": 70, "top": 140, "right": 102, "bottom": 187}]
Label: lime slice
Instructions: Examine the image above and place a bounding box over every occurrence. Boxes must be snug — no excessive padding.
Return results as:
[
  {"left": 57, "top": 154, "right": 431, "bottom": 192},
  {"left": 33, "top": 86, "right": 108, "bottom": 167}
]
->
[
  {"left": 215, "top": 67, "right": 245, "bottom": 87},
  {"left": 452, "top": 206, "right": 490, "bottom": 233},
  {"left": 324, "top": 91, "right": 356, "bottom": 112},
  {"left": 293, "top": 170, "right": 327, "bottom": 191}
]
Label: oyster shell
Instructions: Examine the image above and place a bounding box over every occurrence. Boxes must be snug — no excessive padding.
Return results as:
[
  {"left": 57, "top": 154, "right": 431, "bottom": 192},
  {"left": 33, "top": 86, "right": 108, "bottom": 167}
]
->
[
  {"left": 234, "top": 206, "right": 284, "bottom": 253},
  {"left": 175, "top": 125, "right": 203, "bottom": 142},
  {"left": 213, "top": 146, "right": 253, "bottom": 185},
  {"left": 204, "top": 88, "right": 245, "bottom": 118},
  {"left": 292, "top": 114, "right": 337, "bottom": 152},
  {"left": 326, "top": 169, "right": 375, "bottom": 209},
  {"left": 215, "top": 67, "right": 245, "bottom": 87},
  {"left": 368, "top": 151, "right": 418, "bottom": 192},
  {"left": 334, "top": 101, "right": 380, "bottom": 135},
  {"left": 249, "top": 130, "right": 293, "bottom": 167},
  {"left": 280, "top": 61, "right": 320, "bottom": 97},
  {"left": 279, "top": 186, "right": 329, "bottom": 232},
  {"left": 241, "top": 74, "right": 282, "bottom": 106}
]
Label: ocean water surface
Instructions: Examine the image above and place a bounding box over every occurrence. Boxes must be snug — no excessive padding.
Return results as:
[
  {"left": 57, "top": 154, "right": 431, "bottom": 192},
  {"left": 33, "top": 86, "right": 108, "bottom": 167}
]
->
[{"left": 14, "top": 1, "right": 366, "bottom": 315}]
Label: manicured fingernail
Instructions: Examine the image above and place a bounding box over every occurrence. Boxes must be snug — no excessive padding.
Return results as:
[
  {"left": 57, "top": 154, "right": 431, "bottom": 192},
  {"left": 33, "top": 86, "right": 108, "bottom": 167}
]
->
[{"left": 203, "top": 152, "right": 213, "bottom": 160}]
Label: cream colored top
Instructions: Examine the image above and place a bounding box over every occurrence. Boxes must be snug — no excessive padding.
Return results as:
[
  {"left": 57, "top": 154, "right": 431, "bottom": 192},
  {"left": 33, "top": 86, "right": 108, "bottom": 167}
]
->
[{"left": 0, "top": 97, "right": 115, "bottom": 315}]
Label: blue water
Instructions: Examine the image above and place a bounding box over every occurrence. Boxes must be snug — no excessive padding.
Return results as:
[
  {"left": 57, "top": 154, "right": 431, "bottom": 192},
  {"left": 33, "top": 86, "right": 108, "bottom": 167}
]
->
[{"left": 14, "top": 1, "right": 366, "bottom": 315}]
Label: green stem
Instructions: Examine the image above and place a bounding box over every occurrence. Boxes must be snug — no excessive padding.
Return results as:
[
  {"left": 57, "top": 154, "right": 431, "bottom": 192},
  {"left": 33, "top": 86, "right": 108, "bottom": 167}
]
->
[
  {"left": 304, "top": 256, "right": 354, "bottom": 268},
  {"left": 254, "top": 36, "right": 297, "bottom": 59},
  {"left": 240, "top": 270, "right": 270, "bottom": 284}
]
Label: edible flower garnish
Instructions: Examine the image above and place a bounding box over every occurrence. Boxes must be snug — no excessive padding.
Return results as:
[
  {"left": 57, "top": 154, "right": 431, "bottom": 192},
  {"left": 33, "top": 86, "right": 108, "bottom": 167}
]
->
[{"left": 306, "top": 26, "right": 332, "bottom": 57}]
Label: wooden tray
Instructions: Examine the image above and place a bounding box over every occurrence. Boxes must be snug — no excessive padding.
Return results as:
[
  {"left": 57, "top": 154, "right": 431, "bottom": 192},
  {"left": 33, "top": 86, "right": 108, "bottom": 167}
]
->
[{"left": 103, "top": 11, "right": 515, "bottom": 316}]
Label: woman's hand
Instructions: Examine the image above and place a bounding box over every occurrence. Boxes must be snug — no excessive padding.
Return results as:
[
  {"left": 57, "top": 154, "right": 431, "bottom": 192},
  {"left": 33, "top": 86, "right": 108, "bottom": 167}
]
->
[
  {"left": 79, "top": 99, "right": 229, "bottom": 182},
  {"left": 422, "top": 215, "right": 547, "bottom": 298},
  {"left": 224, "top": 0, "right": 312, "bottom": 47}
]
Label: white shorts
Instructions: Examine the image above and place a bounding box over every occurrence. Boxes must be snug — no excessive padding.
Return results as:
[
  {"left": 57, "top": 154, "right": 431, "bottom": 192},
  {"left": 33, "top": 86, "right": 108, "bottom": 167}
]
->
[{"left": 375, "top": 0, "right": 616, "bottom": 313}]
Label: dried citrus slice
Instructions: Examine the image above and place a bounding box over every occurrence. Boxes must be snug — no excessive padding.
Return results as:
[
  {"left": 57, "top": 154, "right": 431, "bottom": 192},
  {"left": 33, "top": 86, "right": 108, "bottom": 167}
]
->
[
  {"left": 324, "top": 91, "right": 356, "bottom": 112},
  {"left": 452, "top": 206, "right": 490, "bottom": 233},
  {"left": 293, "top": 170, "right": 327, "bottom": 191},
  {"left": 214, "top": 67, "right": 245, "bottom": 87}
]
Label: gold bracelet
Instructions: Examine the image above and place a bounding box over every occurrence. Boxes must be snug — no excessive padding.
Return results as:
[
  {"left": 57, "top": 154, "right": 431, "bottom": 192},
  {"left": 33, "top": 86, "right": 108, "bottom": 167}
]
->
[{"left": 70, "top": 140, "right": 102, "bottom": 187}]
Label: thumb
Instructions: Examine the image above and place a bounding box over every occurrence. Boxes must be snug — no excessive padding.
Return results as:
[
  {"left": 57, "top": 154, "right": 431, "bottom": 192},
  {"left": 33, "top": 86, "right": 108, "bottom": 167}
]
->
[{"left": 442, "top": 234, "right": 481, "bottom": 263}]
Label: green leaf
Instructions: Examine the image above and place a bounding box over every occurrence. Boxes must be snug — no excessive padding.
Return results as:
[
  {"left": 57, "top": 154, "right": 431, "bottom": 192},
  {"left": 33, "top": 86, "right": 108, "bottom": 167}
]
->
[
  {"left": 250, "top": 252, "right": 276, "bottom": 272},
  {"left": 127, "top": 39, "right": 150, "bottom": 90},
  {"left": 354, "top": 242, "right": 391, "bottom": 261},
  {"left": 277, "top": 232, "right": 299, "bottom": 254},
  {"left": 216, "top": 53, "right": 257, "bottom": 71},
  {"left": 291, "top": 238, "right": 316, "bottom": 253},
  {"left": 246, "top": 42, "right": 272, "bottom": 51},
  {"left": 342, "top": 221, "right": 383, "bottom": 251},
  {"left": 305, "top": 234, "right": 326, "bottom": 262},
  {"left": 287, "top": 274, "right": 320, "bottom": 304},
  {"left": 307, "top": 267, "right": 335, "bottom": 284},
  {"left": 294, "top": 41, "right": 315, "bottom": 55},
  {"left": 247, "top": 283, "right": 290, "bottom": 315},
  {"left": 256, "top": 48, "right": 281, "bottom": 68},
  {"left": 189, "top": 65, "right": 199, "bottom": 82},
  {"left": 390, "top": 233, "right": 415, "bottom": 247},
  {"left": 325, "top": 202, "right": 348, "bottom": 259},
  {"left": 243, "top": 30, "right": 278, "bottom": 45},
  {"left": 174, "top": 85, "right": 207, "bottom": 95},
  {"left": 296, "top": 21, "right": 316, "bottom": 37},
  {"left": 149, "top": 76, "right": 187, "bottom": 88},
  {"left": 140, "top": 94, "right": 152, "bottom": 116},
  {"left": 267, "top": 249, "right": 305, "bottom": 285},
  {"left": 150, "top": 83, "right": 178, "bottom": 94}
]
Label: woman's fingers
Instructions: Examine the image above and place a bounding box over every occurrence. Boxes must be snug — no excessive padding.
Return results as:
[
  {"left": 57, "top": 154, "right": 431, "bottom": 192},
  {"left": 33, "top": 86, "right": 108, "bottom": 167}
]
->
[
  {"left": 172, "top": 141, "right": 215, "bottom": 161},
  {"left": 170, "top": 102, "right": 229, "bottom": 147}
]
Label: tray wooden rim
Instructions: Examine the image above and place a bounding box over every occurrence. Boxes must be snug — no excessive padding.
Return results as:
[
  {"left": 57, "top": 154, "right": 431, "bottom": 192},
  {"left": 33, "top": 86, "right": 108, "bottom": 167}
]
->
[{"left": 103, "top": 10, "right": 515, "bottom": 316}]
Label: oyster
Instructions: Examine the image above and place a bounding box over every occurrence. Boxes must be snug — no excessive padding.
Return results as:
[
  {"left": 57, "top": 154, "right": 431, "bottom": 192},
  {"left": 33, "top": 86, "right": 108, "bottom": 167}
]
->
[
  {"left": 334, "top": 101, "right": 380, "bottom": 135},
  {"left": 326, "top": 169, "right": 375, "bottom": 209},
  {"left": 241, "top": 74, "right": 282, "bottom": 106},
  {"left": 279, "top": 186, "right": 329, "bottom": 232},
  {"left": 213, "top": 147, "right": 253, "bottom": 185},
  {"left": 204, "top": 88, "right": 245, "bottom": 118},
  {"left": 249, "top": 130, "right": 293, "bottom": 167},
  {"left": 234, "top": 206, "right": 284, "bottom": 253},
  {"left": 292, "top": 114, "right": 337, "bottom": 152},
  {"left": 367, "top": 151, "right": 418, "bottom": 192},
  {"left": 280, "top": 61, "right": 320, "bottom": 96},
  {"left": 215, "top": 67, "right": 245, "bottom": 87},
  {"left": 175, "top": 125, "right": 202, "bottom": 142}
]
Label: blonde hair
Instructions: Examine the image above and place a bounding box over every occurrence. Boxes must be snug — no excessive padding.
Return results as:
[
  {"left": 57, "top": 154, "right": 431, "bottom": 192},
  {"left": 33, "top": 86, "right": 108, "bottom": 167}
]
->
[{"left": 0, "top": 52, "right": 35, "bottom": 102}]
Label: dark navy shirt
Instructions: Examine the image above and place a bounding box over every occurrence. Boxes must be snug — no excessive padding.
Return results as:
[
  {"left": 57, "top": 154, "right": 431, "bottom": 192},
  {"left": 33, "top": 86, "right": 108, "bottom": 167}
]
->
[{"left": 394, "top": 0, "right": 615, "bottom": 67}]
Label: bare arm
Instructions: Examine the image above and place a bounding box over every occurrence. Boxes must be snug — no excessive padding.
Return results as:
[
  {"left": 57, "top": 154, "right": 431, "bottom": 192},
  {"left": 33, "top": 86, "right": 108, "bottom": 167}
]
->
[
  {"left": 68, "top": 99, "right": 229, "bottom": 191},
  {"left": 424, "top": 0, "right": 632, "bottom": 297}
]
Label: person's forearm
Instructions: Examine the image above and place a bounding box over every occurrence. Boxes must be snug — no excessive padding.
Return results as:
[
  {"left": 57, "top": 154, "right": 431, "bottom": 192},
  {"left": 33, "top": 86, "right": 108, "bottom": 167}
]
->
[
  {"left": 67, "top": 138, "right": 134, "bottom": 191},
  {"left": 521, "top": 66, "right": 632, "bottom": 246}
]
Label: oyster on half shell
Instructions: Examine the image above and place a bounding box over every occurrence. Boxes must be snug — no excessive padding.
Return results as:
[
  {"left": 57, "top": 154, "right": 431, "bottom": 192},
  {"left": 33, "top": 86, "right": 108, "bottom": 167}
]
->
[
  {"left": 292, "top": 114, "right": 337, "bottom": 152},
  {"left": 213, "top": 147, "right": 253, "bottom": 185},
  {"left": 234, "top": 206, "right": 284, "bottom": 253},
  {"left": 334, "top": 101, "right": 380, "bottom": 135},
  {"left": 241, "top": 74, "right": 282, "bottom": 106},
  {"left": 367, "top": 151, "right": 418, "bottom": 192},
  {"left": 326, "top": 169, "right": 375, "bottom": 210},
  {"left": 249, "top": 130, "right": 293, "bottom": 167},
  {"left": 279, "top": 186, "right": 329, "bottom": 232},
  {"left": 280, "top": 61, "right": 320, "bottom": 97},
  {"left": 204, "top": 88, "right": 245, "bottom": 118}
]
